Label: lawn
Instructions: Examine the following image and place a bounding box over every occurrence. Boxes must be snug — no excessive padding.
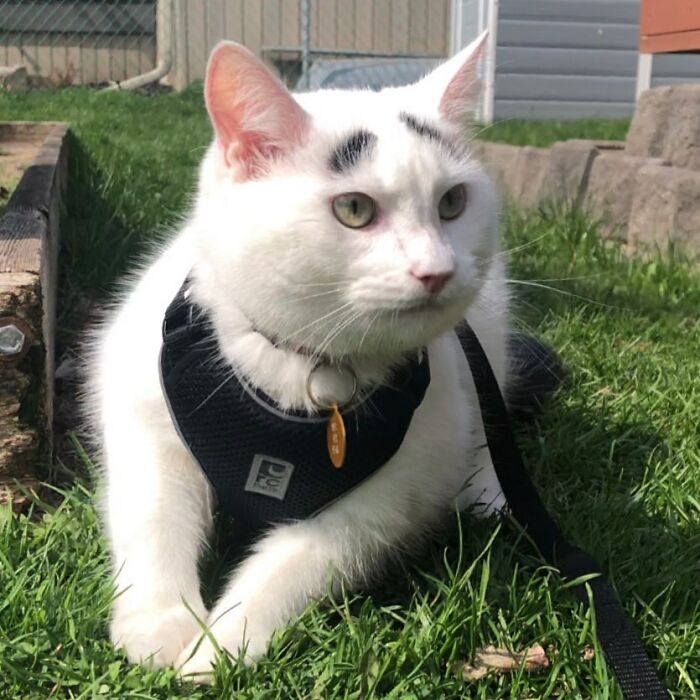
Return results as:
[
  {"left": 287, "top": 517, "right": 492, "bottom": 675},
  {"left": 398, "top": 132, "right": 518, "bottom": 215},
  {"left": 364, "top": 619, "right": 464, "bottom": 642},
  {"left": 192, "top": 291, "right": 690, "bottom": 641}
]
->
[
  {"left": 478, "top": 118, "right": 630, "bottom": 147},
  {"left": 0, "top": 89, "right": 698, "bottom": 699}
]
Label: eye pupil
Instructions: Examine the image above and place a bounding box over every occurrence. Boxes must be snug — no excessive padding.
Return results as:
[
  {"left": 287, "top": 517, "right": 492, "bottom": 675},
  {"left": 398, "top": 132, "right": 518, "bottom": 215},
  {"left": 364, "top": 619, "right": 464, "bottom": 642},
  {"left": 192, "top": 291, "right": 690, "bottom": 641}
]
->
[
  {"left": 439, "top": 184, "right": 467, "bottom": 221},
  {"left": 332, "top": 192, "right": 376, "bottom": 229}
]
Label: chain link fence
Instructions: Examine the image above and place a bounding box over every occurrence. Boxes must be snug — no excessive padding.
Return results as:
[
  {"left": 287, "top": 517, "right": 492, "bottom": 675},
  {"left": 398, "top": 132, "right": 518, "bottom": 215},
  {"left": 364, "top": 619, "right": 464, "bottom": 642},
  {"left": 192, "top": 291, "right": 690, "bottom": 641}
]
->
[
  {"left": 0, "top": 0, "right": 465, "bottom": 91},
  {"left": 0, "top": 0, "right": 161, "bottom": 87}
]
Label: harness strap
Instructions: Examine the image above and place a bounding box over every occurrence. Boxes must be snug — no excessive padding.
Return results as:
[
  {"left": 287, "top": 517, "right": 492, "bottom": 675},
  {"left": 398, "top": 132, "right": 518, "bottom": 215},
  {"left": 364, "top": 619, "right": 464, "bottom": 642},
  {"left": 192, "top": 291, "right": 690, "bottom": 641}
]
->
[{"left": 457, "top": 324, "right": 669, "bottom": 700}]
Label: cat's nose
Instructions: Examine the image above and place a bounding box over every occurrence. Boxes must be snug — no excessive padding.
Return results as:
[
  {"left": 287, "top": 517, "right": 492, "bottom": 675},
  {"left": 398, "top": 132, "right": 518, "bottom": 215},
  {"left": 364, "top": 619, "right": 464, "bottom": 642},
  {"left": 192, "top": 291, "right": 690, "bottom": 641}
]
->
[{"left": 411, "top": 270, "right": 453, "bottom": 295}]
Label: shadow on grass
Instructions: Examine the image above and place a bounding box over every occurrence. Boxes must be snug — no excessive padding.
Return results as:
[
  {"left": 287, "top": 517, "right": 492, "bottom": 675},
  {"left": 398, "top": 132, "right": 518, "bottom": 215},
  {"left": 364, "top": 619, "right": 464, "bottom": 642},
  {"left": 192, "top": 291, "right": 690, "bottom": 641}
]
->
[
  {"left": 192, "top": 385, "right": 694, "bottom": 696},
  {"left": 56, "top": 133, "right": 147, "bottom": 340},
  {"left": 191, "top": 223, "right": 697, "bottom": 696},
  {"left": 199, "top": 389, "right": 695, "bottom": 617},
  {"left": 52, "top": 134, "right": 168, "bottom": 482}
]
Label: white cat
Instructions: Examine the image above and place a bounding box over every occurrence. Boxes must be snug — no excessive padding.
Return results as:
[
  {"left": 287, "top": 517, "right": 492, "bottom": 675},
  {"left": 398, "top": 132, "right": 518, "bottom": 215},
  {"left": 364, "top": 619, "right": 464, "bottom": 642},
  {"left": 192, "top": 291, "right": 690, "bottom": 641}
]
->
[{"left": 88, "top": 32, "right": 508, "bottom": 682}]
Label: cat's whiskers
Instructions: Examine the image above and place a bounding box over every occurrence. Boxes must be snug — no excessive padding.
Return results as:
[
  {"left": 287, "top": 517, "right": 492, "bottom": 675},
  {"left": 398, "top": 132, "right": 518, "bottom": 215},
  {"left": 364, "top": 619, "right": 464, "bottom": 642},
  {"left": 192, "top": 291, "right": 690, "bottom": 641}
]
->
[
  {"left": 472, "top": 291, "right": 563, "bottom": 384},
  {"left": 311, "top": 307, "right": 364, "bottom": 364},
  {"left": 271, "top": 301, "right": 356, "bottom": 349},
  {"left": 358, "top": 310, "right": 381, "bottom": 354},
  {"left": 308, "top": 307, "right": 356, "bottom": 359},
  {"left": 188, "top": 363, "right": 239, "bottom": 414},
  {"left": 287, "top": 281, "right": 351, "bottom": 288},
  {"left": 468, "top": 116, "right": 517, "bottom": 142},
  {"left": 488, "top": 272, "right": 607, "bottom": 284},
  {"left": 480, "top": 277, "right": 619, "bottom": 309},
  {"left": 278, "top": 288, "right": 345, "bottom": 306},
  {"left": 477, "top": 233, "right": 550, "bottom": 264}
]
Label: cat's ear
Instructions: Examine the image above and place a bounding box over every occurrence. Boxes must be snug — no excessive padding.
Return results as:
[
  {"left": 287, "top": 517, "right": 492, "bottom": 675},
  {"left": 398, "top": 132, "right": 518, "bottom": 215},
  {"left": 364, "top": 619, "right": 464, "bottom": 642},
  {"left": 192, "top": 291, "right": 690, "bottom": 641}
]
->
[
  {"left": 419, "top": 31, "right": 487, "bottom": 126},
  {"left": 205, "top": 41, "right": 310, "bottom": 179}
]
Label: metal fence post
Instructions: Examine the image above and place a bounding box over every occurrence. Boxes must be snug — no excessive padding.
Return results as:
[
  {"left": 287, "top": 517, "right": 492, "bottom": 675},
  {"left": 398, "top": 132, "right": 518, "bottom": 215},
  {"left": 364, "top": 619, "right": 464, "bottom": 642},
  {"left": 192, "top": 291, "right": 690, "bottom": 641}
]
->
[
  {"left": 482, "top": 0, "right": 499, "bottom": 124},
  {"left": 300, "top": 0, "right": 311, "bottom": 90}
]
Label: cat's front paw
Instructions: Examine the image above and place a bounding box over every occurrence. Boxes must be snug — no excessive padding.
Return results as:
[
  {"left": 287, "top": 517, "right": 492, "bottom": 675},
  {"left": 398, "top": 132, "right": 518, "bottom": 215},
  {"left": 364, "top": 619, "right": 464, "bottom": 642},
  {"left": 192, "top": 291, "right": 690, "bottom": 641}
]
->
[
  {"left": 177, "top": 613, "right": 270, "bottom": 684},
  {"left": 111, "top": 602, "right": 206, "bottom": 667}
]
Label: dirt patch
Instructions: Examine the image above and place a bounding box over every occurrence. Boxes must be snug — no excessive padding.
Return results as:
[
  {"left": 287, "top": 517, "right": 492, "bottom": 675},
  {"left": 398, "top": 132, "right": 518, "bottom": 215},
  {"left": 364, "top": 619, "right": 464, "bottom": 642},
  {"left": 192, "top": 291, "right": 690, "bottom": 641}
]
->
[{"left": 0, "top": 127, "right": 46, "bottom": 216}]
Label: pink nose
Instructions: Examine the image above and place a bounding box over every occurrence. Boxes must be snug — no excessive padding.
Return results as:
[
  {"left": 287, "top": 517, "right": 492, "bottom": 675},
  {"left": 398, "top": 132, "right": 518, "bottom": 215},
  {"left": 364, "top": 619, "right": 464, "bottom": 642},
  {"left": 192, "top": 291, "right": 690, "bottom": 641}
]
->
[{"left": 411, "top": 271, "right": 453, "bottom": 295}]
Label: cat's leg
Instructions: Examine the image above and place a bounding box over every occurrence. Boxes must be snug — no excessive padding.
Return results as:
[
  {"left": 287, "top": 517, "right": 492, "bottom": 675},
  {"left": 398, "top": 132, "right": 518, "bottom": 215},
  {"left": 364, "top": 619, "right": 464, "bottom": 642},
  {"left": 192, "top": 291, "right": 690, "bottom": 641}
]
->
[
  {"left": 459, "top": 269, "right": 508, "bottom": 517},
  {"left": 456, "top": 443, "right": 506, "bottom": 517},
  {"left": 105, "top": 416, "right": 213, "bottom": 667},
  {"left": 177, "top": 516, "right": 390, "bottom": 681}
]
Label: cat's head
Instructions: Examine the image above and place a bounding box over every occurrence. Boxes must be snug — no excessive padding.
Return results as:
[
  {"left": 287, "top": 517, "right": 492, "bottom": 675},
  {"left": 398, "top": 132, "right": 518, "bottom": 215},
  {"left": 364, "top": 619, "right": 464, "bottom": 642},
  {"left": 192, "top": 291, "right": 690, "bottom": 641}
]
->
[{"left": 193, "top": 35, "right": 499, "bottom": 359}]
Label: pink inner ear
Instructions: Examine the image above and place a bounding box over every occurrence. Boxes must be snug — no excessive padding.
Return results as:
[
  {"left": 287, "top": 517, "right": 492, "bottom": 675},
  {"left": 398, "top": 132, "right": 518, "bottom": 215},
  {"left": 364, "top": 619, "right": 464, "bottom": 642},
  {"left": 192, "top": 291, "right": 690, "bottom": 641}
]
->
[
  {"left": 439, "top": 41, "right": 485, "bottom": 124},
  {"left": 205, "top": 42, "right": 309, "bottom": 179}
]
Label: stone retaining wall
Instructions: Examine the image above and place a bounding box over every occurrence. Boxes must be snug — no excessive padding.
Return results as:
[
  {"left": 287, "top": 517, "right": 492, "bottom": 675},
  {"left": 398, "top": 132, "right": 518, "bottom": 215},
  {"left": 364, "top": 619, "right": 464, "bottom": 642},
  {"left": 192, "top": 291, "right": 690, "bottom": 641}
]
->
[{"left": 477, "top": 85, "right": 700, "bottom": 255}]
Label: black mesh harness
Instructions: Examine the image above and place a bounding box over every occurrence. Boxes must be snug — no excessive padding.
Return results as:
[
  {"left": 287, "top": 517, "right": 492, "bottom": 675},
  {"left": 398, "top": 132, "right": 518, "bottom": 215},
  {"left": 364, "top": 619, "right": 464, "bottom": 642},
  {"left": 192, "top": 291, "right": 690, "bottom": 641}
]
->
[
  {"left": 160, "top": 279, "right": 669, "bottom": 699},
  {"left": 160, "top": 281, "right": 431, "bottom": 530}
]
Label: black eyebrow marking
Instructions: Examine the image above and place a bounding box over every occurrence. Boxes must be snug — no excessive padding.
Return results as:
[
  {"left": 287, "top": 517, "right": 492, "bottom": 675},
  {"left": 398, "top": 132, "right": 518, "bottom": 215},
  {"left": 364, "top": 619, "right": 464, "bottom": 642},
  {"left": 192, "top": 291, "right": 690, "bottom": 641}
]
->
[
  {"left": 400, "top": 112, "right": 444, "bottom": 141},
  {"left": 399, "top": 112, "right": 458, "bottom": 156},
  {"left": 329, "top": 130, "right": 377, "bottom": 173}
]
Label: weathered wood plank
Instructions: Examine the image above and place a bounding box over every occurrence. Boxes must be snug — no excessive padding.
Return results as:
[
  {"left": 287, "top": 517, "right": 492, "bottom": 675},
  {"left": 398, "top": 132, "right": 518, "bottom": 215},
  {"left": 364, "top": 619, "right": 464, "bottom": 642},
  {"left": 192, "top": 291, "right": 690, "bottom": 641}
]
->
[
  {"left": 336, "top": 0, "right": 356, "bottom": 52},
  {"left": 426, "top": 0, "right": 449, "bottom": 56},
  {"left": 243, "top": 0, "right": 263, "bottom": 56},
  {"left": 0, "top": 122, "right": 68, "bottom": 487},
  {"left": 372, "top": 0, "right": 391, "bottom": 53},
  {"left": 316, "top": 0, "right": 337, "bottom": 50},
  {"left": 280, "top": 0, "right": 300, "bottom": 47},
  {"left": 355, "top": 0, "right": 374, "bottom": 52},
  {"left": 391, "top": 0, "right": 410, "bottom": 54}
]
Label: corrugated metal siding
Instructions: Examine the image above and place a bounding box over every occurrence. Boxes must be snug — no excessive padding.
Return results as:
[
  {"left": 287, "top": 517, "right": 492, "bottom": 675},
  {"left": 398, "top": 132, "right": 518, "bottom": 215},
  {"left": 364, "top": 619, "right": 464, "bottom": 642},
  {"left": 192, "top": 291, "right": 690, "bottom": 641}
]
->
[{"left": 495, "top": 0, "right": 700, "bottom": 120}]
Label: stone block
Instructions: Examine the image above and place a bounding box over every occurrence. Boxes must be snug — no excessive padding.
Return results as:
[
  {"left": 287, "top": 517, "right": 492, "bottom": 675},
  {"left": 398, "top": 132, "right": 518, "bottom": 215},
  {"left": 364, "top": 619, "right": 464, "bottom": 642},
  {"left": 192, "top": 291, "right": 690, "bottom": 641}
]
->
[
  {"left": 544, "top": 140, "right": 603, "bottom": 205},
  {"left": 510, "top": 146, "right": 551, "bottom": 208},
  {"left": 473, "top": 141, "right": 524, "bottom": 201},
  {"left": 625, "top": 86, "right": 674, "bottom": 158},
  {"left": 627, "top": 164, "right": 700, "bottom": 254},
  {"left": 0, "top": 65, "right": 28, "bottom": 90},
  {"left": 627, "top": 85, "right": 700, "bottom": 171},
  {"left": 585, "top": 152, "right": 666, "bottom": 240},
  {"left": 475, "top": 142, "right": 551, "bottom": 208}
]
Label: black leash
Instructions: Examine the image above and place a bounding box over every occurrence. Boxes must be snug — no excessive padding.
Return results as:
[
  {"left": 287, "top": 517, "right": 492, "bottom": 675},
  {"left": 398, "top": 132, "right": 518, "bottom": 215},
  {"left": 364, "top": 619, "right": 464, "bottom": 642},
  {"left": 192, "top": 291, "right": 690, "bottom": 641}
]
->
[{"left": 458, "top": 324, "right": 670, "bottom": 700}]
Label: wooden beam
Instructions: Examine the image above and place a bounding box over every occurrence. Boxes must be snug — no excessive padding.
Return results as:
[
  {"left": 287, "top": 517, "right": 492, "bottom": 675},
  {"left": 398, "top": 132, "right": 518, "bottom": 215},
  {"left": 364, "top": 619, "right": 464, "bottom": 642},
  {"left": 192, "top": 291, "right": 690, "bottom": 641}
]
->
[
  {"left": 640, "top": 30, "right": 700, "bottom": 54},
  {"left": 640, "top": 0, "right": 700, "bottom": 38},
  {"left": 640, "top": 0, "right": 700, "bottom": 54},
  {"left": 0, "top": 122, "right": 68, "bottom": 500}
]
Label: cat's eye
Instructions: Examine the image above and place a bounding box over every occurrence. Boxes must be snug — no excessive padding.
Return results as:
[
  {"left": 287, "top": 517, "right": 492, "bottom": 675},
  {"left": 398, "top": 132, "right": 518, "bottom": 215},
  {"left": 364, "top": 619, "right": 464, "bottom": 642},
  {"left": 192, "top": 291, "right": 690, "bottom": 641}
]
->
[
  {"left": 438, "top": 184, "right": 467, "bottom": 221},
  {"left": 332, "top": 192, "right": 376, "bottom": 229}
]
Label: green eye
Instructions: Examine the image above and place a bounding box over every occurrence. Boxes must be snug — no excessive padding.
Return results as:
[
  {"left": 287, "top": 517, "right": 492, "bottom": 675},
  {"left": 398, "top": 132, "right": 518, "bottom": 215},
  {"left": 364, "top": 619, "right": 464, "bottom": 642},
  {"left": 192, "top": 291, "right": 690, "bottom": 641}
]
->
[
  {"left": 438, "top": 184, "right": 467, "bottom": 220},
  {"left": 332, "top": 192, "right": 376, "bottom": 229}
]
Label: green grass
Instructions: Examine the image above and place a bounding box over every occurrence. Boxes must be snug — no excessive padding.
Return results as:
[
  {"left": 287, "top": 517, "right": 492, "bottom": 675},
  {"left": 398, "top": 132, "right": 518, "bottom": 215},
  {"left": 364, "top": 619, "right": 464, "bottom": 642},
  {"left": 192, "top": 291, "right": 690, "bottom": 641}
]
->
[
  {"left": 478, "top": 118, "right": 630, "bottom": 148},
  {"left": 0, "top": 90, "right": 698, "bottom": 699}
]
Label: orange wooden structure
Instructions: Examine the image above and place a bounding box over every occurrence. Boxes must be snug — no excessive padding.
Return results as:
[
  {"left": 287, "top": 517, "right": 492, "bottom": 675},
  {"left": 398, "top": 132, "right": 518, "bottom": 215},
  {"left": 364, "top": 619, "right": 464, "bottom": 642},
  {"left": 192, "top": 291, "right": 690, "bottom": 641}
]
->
[{"left": 640, "top": 0, "right": 700, "bottom": 53}]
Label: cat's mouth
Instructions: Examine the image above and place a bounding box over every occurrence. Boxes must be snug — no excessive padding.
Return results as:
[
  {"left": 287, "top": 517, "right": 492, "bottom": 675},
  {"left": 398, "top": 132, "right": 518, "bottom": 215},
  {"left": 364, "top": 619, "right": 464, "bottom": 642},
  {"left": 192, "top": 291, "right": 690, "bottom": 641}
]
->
[
  {"left": 397, "top": 301, "right": 437, "bottom": 314},
  {"left": 390, "top": 297, "right": 450, "bottom": 314}
]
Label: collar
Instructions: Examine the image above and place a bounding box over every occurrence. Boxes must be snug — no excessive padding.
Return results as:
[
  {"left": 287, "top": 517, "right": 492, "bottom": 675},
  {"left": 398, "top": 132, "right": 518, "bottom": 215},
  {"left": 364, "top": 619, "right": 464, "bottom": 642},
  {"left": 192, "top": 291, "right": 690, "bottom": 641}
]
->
[{"left": 163, "top": 278, "right": 426, "bottom": 416}]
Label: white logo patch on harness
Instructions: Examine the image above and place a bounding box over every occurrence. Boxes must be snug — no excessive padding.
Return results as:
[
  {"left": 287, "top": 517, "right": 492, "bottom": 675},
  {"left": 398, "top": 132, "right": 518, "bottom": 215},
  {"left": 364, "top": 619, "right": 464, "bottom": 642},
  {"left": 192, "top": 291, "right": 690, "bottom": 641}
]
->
[{"left": 244, "top": 454, "right": 294, "bottom": 500}]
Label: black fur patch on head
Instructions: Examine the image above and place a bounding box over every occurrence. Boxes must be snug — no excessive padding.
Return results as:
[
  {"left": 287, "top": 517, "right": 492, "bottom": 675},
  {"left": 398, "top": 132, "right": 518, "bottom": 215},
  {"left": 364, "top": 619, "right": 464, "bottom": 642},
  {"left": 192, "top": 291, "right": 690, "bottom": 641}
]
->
[
  {"left": 399, "top": 112, "right": 459, "bottom": 157},
  {"left": 329, "top": 130, "right": 377, "bottom": 173},
  {"left": 399, "top": 112, "right": 444, "bottom": 142}
]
